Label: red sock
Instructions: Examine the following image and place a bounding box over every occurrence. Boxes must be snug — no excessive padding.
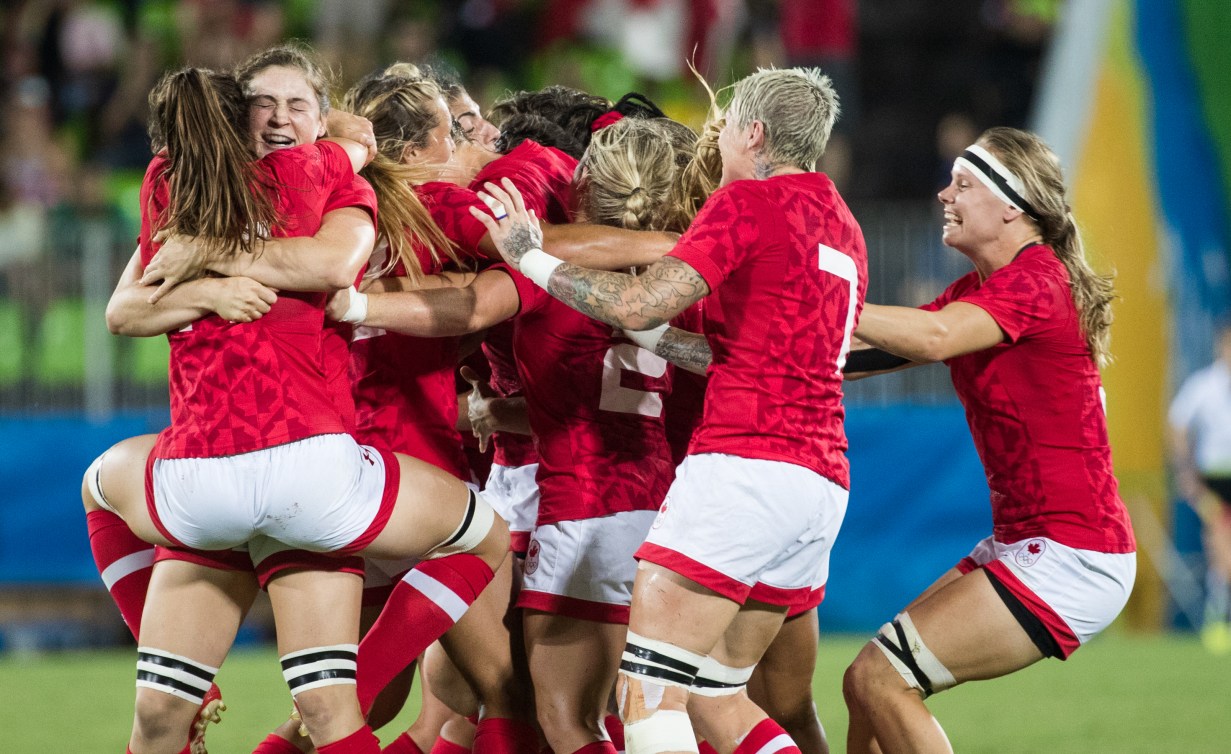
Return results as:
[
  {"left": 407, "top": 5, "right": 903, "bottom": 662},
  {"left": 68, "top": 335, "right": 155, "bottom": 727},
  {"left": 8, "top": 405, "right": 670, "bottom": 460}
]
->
[
  {"left": 429, "top": 737, "right": 472, "bottom": 754},
  {"left": 382, "top": 732, "right": 427, "bottom": 754},
  {"left": 732, "top": 719, "right": 800, "bottom": 754},
  {"left": 253, "top": 732, "right": 303, "bottom": 754},
  {"left": 318, "top": 726, "right": 382, "bottom": 754},
  {"left": 356, "top": 554, "right": 494, "bottom": 714},
  {"left": 698, "top": 742, "right": 719, "bottom": 754},
  {"left": 87, "top": 510, "right": 155, "bottom": 639},
  {"left": 473, "top": 717, "right": 539, "bottom": 754},
  {"left": 602, "top": 715, "right": 624, "bottom": 754},
  {"left": 568, "top": 742, "right": 616, "bottom": 754}
]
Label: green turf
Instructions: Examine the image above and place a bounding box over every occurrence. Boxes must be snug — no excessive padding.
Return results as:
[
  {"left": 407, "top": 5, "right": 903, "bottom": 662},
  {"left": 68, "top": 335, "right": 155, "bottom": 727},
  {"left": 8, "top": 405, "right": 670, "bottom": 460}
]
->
[{"left": 1, "top": 631, "right": 1227, "bottom": 753}]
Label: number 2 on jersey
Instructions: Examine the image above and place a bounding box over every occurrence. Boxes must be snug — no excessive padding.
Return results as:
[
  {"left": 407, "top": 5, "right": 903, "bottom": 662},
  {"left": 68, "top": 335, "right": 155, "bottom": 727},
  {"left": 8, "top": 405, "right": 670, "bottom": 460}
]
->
[{"left": 599, "top": 343, "right": 669, "bottom": 417}]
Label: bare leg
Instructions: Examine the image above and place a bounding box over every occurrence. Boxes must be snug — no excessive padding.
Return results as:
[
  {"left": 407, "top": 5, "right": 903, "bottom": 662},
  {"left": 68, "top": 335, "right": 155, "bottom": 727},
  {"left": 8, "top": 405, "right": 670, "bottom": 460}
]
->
[
  {"left": 843, "top": 569, "right": 1044, "bottom": 754},
  {"left": 747, "top": 609, "right": 827, "bottom": 754},
  {"left": 129, "top": 560, "right": 256, "bottom": 753}
]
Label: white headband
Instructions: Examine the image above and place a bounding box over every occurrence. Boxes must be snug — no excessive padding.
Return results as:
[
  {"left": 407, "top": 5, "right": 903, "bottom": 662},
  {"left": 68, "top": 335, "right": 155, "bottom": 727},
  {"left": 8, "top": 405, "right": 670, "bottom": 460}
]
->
[{"left": 954, "top": 144, "right": 1040, "bottom": 220}]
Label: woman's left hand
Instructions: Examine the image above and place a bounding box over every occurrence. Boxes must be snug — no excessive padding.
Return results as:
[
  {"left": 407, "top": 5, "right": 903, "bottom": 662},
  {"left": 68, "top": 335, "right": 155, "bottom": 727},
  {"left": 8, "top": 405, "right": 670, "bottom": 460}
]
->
[{"left": 141, "top": 232, "right": 209, "bottom": 303}]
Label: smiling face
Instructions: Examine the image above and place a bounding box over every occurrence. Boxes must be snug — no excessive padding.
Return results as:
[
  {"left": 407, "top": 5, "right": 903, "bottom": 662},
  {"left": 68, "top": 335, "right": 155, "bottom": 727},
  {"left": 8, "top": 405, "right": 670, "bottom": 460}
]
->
[
  {"left": 403, "top": 97, "right": 456, "bottom": 175},
  {"left": 936, "top": 161, "right": 1015, "bottom": 253},
  {"left": 246, "top": 65, "right": 327, "bottom": 157}
]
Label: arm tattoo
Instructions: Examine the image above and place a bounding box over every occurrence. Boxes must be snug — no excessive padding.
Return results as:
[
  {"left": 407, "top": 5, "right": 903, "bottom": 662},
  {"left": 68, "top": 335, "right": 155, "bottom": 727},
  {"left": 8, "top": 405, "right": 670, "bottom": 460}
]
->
[
  {"left": 656, "top": 327, "right": 711, "bottom": 375},
  {"left": 545, "top": 256, "right": 709, "bottom": 330},
  {"left": 503, "top": 221, "right": 544, "bottom": 265}
]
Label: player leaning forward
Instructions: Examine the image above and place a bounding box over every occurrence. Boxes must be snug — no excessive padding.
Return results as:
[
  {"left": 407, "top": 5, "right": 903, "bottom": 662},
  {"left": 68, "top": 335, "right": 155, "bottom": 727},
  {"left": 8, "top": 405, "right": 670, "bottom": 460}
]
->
[{"left": 473, "top": 68, "right": 867, "bottom": 754}]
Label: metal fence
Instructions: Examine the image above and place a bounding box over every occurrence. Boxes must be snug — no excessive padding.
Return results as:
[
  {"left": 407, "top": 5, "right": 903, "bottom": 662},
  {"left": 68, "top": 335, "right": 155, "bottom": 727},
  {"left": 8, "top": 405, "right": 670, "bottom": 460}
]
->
[{"left": 0, "top": 199, "right": 962, "bottom": 417}]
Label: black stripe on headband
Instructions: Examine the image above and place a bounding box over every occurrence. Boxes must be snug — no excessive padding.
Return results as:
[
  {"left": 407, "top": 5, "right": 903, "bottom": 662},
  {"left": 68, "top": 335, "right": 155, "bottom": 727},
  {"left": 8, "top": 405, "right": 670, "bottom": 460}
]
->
[{"left": 960, "top": 149, "right": 1041, "bottom": 221}]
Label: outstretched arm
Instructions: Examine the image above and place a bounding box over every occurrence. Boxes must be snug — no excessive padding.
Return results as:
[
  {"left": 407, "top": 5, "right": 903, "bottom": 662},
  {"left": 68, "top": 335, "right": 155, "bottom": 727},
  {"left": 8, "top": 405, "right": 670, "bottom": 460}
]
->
[
  {"left": 331, "top": 268, "right": 519, "bottom": 337},
  {"left": 854, "top": 302, "right": 1004, "bottom": 363},
  {"left": 540, "top": 223, "right": 678, "bottom": 271},
  {"left": 470, "top": 179, "right": 709, "bottom": 331}
]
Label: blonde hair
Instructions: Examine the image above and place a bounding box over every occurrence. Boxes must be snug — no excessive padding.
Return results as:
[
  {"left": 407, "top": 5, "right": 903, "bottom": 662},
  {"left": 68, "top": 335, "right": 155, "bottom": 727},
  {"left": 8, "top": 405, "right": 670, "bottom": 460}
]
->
[
  {"left": 725, "top": 67, "right": 839, "bottom": 173},
  {"left": 979, "top": 127, "right": 1116, "bottom": 366},
  {"left": 341, "top": 72, "right": 458, "bottom": 280},
  {"left": 577, "top": 118, "right": 699, "bottom": 233}
]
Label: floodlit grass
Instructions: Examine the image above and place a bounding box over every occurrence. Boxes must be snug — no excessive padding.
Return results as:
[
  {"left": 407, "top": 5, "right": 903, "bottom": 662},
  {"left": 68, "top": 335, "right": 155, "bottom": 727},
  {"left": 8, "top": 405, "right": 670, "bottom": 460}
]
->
[{"left": 1, "top": 631, "right": 1227, "bottom": 752}]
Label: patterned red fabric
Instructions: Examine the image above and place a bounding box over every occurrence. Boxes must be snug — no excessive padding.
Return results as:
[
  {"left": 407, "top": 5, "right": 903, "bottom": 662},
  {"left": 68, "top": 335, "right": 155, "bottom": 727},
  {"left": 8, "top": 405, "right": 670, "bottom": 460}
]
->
[
  {"left": 469, "top": 140, "right": 580, "bottom": 470},
  {"left": 923, "top": 244, "right": 1135, "bottom": 553},
  {"left": 140, "top": 142, "right": 377, "bottom": 458},
  {"left": 663, "top": 302, "right": 707, "bottom": 466},
  {"left": 667, "top": 173, "right": 867, "bottom": 488},
  {"left": 504, "top": 267, "right": 674, "bottom": 523}
]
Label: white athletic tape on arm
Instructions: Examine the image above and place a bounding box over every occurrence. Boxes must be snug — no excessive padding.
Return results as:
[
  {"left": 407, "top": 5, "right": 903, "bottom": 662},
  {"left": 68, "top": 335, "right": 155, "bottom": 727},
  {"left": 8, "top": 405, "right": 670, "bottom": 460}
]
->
[
  {"left": 519, "top": 248, "right": 564, "bottom": 289},
  {"left": 623, "top": 323, "right": 669, "bottom": 353},
  {"left": 339, "top": 289, "right": 368, "bottom": 324}
]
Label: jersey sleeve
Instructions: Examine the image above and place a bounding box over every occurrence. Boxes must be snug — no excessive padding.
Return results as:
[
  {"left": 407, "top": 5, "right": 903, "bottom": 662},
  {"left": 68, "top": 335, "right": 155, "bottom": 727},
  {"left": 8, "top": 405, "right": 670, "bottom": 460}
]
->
[
  {"left": 317, "top": 142, "right": 378, "bottom": 223},
  {"left": 955, "top": 256, "right": 1067, "bottom": 343},
  {"left": 666, "top": 184, "right": 762, "bottom": 292},
  {"left": 421, "top": 182, "right": 490, "bottom": 260},
  {"left": 498, "top": 263, "right": 547, "bottom": 317}
]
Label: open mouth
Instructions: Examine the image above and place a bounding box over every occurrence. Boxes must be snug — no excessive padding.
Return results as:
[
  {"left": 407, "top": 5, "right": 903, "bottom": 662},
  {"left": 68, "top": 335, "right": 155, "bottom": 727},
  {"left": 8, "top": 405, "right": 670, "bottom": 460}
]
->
[
  {"left": 942, "top": 211, "right": 961, "bottom": 229},
  {"left": 262, "top": 134, "right": 296, "bottom": 149}
]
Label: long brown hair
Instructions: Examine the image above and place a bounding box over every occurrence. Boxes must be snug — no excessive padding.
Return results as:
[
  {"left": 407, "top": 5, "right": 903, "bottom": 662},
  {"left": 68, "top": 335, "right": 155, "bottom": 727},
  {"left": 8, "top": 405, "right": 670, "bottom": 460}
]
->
[
  {"left": 979, "top": 127, "right": 1116, "bottom": 366},
  {"left": 148, "top": 68, "right": 277, "bottom": 260},
  {"left": 341, "top": 70, "right": 458, "bottom": 281}
]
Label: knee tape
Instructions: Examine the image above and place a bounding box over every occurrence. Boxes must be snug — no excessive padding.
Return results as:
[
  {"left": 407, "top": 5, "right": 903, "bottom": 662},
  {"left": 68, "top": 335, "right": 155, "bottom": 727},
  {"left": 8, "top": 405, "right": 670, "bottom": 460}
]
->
[
  {"left": 280, "top": 644, "right": 358, "bottom": 697},
  {"left": 872, "top": 612, "right": 956, "bottom": 698},
  {"left": 625, "top": 710, "right": 699, "bottom": 754},
  {"left": 689, "top": 655, "right": 756, "bottom": 697},
  {"left": 429, "top": 490, "right": 496, "bottom": 559},
  {"left": 135, "top": 647, "right": 218, "bottom": 705},
  {"left": 85, "top": 454, "right": 118, "bottom": 514},
  {"left": 619, "top": 631, "right": 706, "bottom": 693}
]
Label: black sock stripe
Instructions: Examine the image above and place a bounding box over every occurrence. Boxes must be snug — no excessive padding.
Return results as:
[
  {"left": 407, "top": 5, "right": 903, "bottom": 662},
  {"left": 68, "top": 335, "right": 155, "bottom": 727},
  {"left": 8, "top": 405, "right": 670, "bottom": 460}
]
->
[
  {"left": 280, "top": 650, "right": 357, "bottom": 670},
  {"left": 286, "top": 668, "right": 357, "bottom": 690},
  {"left": 619, "top": 659, "right": 696, "bottom": 687},
  {"left": 622, "top": 643, "right": 699, "bottom": 675},
  {"left": 136, "top": 670, "right": 208, "bottom": 698},
  {"left": 442, "top": 491, "right": 477, "bottom": 547},
  {"left": 137, "top": 652, "right": 215, "bottom": 683}
]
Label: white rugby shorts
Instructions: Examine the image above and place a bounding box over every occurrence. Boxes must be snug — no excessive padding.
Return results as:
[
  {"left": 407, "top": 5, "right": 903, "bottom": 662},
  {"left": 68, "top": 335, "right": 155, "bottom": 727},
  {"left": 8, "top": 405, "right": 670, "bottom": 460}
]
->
[
  {"left": 483, "top": 462, "right": 540, "bottom": 553},
  {"left": 958, "top": 535, "right": 1136, "bottom": 657},
  {"left": 638, "top": 453, "right": 848, "bottom": 607},
  {"left": 518, "top": 509, "right": 656, "bottom": 623},
  {"left": 149, "top": 434, "right": 396, "bottom": 554}
]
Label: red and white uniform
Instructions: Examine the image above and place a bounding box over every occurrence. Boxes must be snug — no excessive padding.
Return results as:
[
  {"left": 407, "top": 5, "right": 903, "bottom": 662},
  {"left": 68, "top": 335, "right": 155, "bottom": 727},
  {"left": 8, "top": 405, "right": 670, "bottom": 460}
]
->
[
  {"left": 139, "top": 142, "right": 398, "bottom": 554},
  {"left": 639, "top": 173, "right": 868, "bottom": 607},
  {"left": 349, "top": 182, "right": 488, "bottom": 482},
  {"left": 469, "top": 142, "right": 577, "bottom": 550},
  {"left": 506, "top": 266, "right": 674, "bottom": 622},
  {"left": 928, "top": 243, "right": 1136, "bottom": 654}
]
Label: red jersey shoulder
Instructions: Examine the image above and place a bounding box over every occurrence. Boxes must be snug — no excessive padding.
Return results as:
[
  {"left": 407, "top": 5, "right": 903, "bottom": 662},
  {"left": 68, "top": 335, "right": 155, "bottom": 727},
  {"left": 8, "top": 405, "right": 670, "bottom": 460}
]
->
[
  {"left": 139, "top": 154, "right": 172, "bottom": 266},
  {"left": 417, "top": 181, "right": 488, "bottom": 259}
]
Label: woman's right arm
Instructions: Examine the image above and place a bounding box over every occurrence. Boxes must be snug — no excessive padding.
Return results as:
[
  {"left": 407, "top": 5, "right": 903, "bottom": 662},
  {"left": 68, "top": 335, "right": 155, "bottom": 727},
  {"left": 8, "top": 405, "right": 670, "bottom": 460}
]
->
[
  {"left": 339, "top": 269, "right": 520, "bottom": 338},
  {"left": 107, "top": 248, "right": 276, "bottom": 336}
]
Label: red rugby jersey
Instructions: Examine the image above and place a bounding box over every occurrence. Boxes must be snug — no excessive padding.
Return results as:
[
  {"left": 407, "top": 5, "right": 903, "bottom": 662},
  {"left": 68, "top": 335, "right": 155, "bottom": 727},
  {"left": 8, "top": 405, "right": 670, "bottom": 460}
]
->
[
  {"left": 140, "top": 141, "right": 376, "bottom": 458},
  {"left": 663, "top": 302, "right": 708, "bottom": 467},
  {"left": 923, "top": 244, "right": 1135, "bottom": 553},
  {"left": 667, "top": 173, "right": 867, "bottom": 488},
  {"left": 503, "top": 266, "right": 675, "bottom": 524}
]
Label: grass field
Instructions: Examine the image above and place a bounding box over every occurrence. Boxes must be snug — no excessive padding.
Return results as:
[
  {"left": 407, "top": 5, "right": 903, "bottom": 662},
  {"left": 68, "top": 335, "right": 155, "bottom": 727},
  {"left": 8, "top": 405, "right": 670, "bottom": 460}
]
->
[{"left": 2, "top": 630, "right": 1228, "bottom": 753}]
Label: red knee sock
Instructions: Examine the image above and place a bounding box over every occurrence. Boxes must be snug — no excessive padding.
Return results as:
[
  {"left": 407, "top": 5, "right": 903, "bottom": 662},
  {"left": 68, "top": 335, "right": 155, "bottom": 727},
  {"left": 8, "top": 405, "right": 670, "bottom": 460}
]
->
[
  {"left": 429, "top": 737, "right": 472, "bottom": 754},
  {"left": 602, "top": 714, "right": 624, "bottom": 754},
  {"left": 697, "top": 741, "right": 718, "bottom": 754},
  {"left": 568, "top": 742, "right": 616, "bottom": 754},
  {"left": 472, "top": 717, "right": 539, "bottom": 754},
  {"left": 731, "top": 719, "right": 800, "bottom": 754},
  {"left": 318, "top": 726, "right": 382, "bottom": 754},
  {"left": 356, "top": 554, "right": 494, "bottom": 714},
  {"left": 87, "top": 509, "right": 155, "bottom": 639},
  {"left": 252, "top": 732, "right": 303, "bottom": 754},
  {"left": 381, "top": 732, "right": 427, "bottom": 754}
]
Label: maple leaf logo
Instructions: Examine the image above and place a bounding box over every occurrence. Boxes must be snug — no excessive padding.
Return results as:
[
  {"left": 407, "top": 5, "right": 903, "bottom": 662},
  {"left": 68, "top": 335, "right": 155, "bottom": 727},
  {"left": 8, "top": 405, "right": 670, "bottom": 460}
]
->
[{"left": 1027, "top": 543, "right": 1041, "bottom": 555}]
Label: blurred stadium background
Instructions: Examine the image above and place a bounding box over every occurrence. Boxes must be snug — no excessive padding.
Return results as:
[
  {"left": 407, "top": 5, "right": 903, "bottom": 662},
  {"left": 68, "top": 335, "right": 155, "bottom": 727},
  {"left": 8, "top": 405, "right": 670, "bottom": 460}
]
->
[{"left": 0, "top": 0, "right": 1226, "bottom": 712}]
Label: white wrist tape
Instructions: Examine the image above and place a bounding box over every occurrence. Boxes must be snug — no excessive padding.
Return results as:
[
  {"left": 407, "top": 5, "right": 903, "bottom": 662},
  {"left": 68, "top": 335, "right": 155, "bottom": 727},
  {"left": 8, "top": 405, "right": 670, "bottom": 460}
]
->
[
  {"left": 340, "top": 289, "right": 368, "bottom": 324},
  {"left": 623, "top": 323, "right": 669, "bottom": 353},
  {"left": 519, "top": 248, "right": 564, "bottom": 289}
]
